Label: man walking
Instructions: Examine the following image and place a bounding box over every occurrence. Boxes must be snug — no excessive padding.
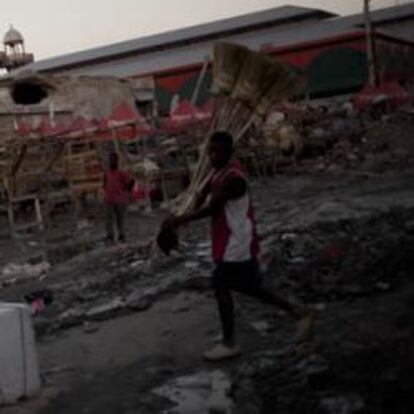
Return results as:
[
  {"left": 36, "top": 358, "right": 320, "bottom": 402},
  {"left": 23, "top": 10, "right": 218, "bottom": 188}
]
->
[
  {"left": 104, "top": 153, "right": 134, "bottom": 243},
  {"left": 166, "top": 131, "right": 313, "bottom": 361}
]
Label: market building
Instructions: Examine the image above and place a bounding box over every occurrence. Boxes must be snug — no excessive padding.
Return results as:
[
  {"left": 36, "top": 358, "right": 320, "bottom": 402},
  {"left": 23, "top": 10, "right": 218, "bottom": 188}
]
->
[{"left": 7, "top": 3, "right": 414, "bottom": 112}]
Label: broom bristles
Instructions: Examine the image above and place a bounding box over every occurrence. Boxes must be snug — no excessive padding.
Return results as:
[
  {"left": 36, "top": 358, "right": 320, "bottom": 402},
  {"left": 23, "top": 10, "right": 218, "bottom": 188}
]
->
[
  {"left": 258, "top": 58, "right": 291, "bottom": 96},
  {"left": 231, "top": 52, "right": 270, "bottom": 105},
  {"left": 211, "top": 43, "right": 249, "bottom": 96},
  {"left": 255, "top": 73, "right": 301, "bottom": 116},
  {"left": 179, "top": 44, "right": 302, "bottom": 216},
  {"left": 248, "top": 58, "right": 295, "bottom": 112},
  {"left": 231, "top": 53, "right": 296, "bottom": 110}
]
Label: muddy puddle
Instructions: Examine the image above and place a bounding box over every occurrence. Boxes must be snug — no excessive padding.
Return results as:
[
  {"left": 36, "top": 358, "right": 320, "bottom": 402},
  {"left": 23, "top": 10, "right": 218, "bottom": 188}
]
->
[{"left": 153, "top": 370, "right": 233, "bottom": 414}]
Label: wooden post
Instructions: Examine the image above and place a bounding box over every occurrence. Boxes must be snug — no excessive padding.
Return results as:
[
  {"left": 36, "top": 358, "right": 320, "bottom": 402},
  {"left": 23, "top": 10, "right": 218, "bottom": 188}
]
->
[
  {"left": 364, "top": 0, "right": 379, "bottom": 86},
  {"left": 40, "top": 141, "right": 66, "bottom": 227},
  {"left": 34, "top": 197, "right": 44, "bottom": 232},
  {"left": 11, "top": 144, "right": 28, "bottom": 177},
  {"left": 142, "top": 133, "right": 152, "bottom": 213},
  {"left": 7, "top": 195, "right": 44, "bottom": 237},
  {"left": 7, "top": 202, "right": 15, "bottom": 234},
  {"left": 191, "top": 57, "right": 209, "bottom": 106}
]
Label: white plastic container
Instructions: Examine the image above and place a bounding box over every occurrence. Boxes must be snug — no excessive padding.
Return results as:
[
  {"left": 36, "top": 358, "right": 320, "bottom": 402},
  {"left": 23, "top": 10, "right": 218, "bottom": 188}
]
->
[{"left": 0, "top": 303, "right": 41, "bottom": 405}]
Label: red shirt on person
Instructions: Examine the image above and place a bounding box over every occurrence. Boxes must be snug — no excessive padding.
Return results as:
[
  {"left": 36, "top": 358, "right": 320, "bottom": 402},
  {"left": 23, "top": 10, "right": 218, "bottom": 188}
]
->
[
  {"left": 210, "top": 160, "right": 259, "bottom": 263},
  {"left": 104, "top": 170, "right": 133, "bottom": 205}
]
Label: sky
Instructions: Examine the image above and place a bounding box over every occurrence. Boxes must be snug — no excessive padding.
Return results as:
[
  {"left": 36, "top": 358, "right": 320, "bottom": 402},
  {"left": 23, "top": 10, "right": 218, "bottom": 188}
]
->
[{"left": 0, "top": 0, "right": 411, "bottom": 60}]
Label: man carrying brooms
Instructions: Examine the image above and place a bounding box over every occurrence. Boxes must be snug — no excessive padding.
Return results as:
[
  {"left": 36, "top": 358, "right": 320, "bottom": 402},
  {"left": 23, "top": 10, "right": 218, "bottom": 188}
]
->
[{"left": 163, "top": 131, "right": 314, "bottom": 362}]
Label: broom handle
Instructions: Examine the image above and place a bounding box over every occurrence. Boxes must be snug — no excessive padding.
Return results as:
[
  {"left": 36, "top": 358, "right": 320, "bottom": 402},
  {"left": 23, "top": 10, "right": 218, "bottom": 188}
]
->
[
  {"left": 215, "top": 96, "right": 227, "bottom": 130},
  {"left": 178, "top": 98, "right": 219, "bottom": 215},
  {"left": 223, "top": 101, "right": 242, "bottom": 131},
  {"left": 186, "top": 96, "right": 219, "bottom": 193},
  {"left": 234, "top": 112, "right": 259, "bottom": 143},
  {"left": 216, "top": 99, "right": 227, "bottom": 130},
  {"left": 187, "top": 155, "right": 207, "bottom": 201},
  {"left": 228, "top": 103, "right": 250, "bottom": 134},
  {"left": 178, "top": 168, "right": 213, "bottom": 215},
  {"left": 184, "top": 152, "right": 206, "bottom": 206},
  {"left": 189, "top": 111, "right": 216, "bottom": 189}
]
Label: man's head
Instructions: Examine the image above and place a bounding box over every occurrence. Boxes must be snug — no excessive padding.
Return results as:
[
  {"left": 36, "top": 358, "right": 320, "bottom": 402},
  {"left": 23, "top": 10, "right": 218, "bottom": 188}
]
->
[
  {"left": 208, "top": 131, "right": 234, "bottom": 170},
  {"left": 109, "top": 152, "right": 119, "bottom": 170}
]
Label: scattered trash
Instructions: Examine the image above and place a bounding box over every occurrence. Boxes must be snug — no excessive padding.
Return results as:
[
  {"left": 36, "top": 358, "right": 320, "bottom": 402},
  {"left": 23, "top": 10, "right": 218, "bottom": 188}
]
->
[
  {"left": 314, "top": 303, "right": 326, "bottom": 312},
  {"left": 288, "top": 256, "right": 306, "bottom": 264},
  {"left": 86, "top": 298, "right": 125, "bottom": 320},
  {"left": 83, "top": 322, "right": 100, "bottom": 334},
  {"left": 1, "top": 261, "right": 51, "bottom": 286},
  {"left": 24, "top": 289, "right": 54, "bottom": 316},
  {"left": 76, "top": 219, "right": 93, "bottom": 231},
  {"left": 184, "top": 261, "right": 200, "bottom": 269},
  {"left": 319, "top": 394, "right": 365, "bottom": 414},
  {"left": 130, "top": 259, "right": 146, "bottom": 269},
  {"left": 376, "top": 281, "right": 391, "bottom": 291},
  {"left": 44, "top": 365, "right": 74, "bottom": 376},
  {"left": 281, "top": 232, "right": 298, "bottom": 241},
  {"left": 251, "top": 320, "right": 270, "bottom": 335}
]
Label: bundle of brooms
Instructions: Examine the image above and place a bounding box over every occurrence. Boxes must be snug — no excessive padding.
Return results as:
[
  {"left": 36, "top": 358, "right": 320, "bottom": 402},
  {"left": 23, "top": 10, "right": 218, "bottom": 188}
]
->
[{"left": 157, "top": 42, "right": 302, "bottom": 254}]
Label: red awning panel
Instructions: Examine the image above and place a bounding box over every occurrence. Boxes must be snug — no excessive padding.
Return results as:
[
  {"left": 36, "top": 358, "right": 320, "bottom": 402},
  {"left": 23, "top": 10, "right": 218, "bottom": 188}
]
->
[
  {"left": 14, "top": 101, "right": 152, "bottom": 141},
  {"left": 107, "top": 102, "right": 152, "bottom": 139},
  {"left": 162, "top": 99, "right": 211, "bottom": 133},
  {"left": 354, "top": 81, "right": 410, "bottom": 109}
]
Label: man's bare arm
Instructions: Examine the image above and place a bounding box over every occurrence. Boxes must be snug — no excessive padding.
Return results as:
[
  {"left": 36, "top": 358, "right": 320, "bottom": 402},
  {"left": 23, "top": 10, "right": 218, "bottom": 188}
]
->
[{"left": 170, "top": 176, "right": 246, "bottom": 227}]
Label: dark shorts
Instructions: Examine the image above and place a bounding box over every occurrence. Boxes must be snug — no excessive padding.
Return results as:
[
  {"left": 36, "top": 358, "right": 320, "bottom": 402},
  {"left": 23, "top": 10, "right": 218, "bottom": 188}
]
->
[{"left": 212, "top": 259, "right": 263, "bottom": 292}]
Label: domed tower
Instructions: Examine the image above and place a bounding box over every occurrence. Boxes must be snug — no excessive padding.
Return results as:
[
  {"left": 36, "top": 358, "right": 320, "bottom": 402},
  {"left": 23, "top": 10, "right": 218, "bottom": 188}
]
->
[{"left": 3, "top": 25, "right": 34, "bottom": 72}]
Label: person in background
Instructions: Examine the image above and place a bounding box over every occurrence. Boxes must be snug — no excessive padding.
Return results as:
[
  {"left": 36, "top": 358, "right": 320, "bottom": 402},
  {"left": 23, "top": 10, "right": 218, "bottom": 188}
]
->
[
  {"left": 165, "top": 131, "right": 314, "bottom": 361},
  {"left": 104, "top": 153, "right": 134, "bottom": 243}
]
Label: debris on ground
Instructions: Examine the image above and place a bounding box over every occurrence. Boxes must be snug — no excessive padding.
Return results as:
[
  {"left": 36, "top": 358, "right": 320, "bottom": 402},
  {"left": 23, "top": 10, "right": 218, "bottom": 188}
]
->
[
  {"left": 0, "top": 99, "right": 413, "bottom": 413},
  {"left": 0, "top": 261, "right": 51, "bottom": 288}
]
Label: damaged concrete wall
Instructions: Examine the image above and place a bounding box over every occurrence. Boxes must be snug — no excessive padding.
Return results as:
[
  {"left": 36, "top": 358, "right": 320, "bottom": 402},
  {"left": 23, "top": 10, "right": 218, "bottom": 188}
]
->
[{"left": 0, "top": 74, "right": 138, "bottom": 121}]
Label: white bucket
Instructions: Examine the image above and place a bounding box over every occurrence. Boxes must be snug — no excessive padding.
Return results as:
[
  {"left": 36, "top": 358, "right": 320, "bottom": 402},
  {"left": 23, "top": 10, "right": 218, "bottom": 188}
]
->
[{"left": 0, "top": 303, "right": 41, "bottom": 405}]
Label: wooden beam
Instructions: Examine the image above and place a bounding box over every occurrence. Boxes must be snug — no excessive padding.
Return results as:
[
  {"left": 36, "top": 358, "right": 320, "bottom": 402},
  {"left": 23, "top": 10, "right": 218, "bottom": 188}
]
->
[
  {"left": 364, "top": 0, "right": 379, "bottom": 86},
  {"left": 11, "top": 144, "right": 27, "bottom": 177},
  {"left": 41, "top": 142, "right": 66, "bottom": 176}
]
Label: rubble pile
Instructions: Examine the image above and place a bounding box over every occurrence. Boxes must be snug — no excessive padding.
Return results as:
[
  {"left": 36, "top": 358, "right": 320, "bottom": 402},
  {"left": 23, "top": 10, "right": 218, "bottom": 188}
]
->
[
  {"left": 231, "top": 350, "right": 332, "bottom": 414},
  {"left": 267, "top": 209, "right": 414, "bottom": 302},
  {"left": 321, "top": 115, "right": 414, "bottom": 172},
  {"left": 231, "top": 332, "right": 414, "bottom": 414},
  {"left": 27, "top": 237, "right": 213, "bottom": 335},
  {"left": 269, "top": 102, "right": 414, "bottom": 173}
]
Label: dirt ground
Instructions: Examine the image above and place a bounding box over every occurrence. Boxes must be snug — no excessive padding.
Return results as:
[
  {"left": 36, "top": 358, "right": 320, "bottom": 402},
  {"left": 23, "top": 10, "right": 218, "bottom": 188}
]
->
[{"left": 1, "top": 157, "right": 414, "bottom": 412}]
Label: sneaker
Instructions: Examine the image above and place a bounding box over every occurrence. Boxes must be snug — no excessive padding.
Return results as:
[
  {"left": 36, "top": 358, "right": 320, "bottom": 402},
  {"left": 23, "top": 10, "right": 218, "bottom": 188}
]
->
[
  {"left": 202, "top": 344, "right": 241, "bottom": 362},
  {"left": 293, "top": 305, "right": 315, "bottom": 342}
]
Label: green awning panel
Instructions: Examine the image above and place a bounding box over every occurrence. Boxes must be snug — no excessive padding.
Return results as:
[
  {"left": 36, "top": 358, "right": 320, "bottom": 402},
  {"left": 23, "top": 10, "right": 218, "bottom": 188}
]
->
[
  {"left": 155, "top": 87, "right": 173, "bottom": 114},
  {"left": 307, "top": 47, "right": 368, "bottom": 96}
]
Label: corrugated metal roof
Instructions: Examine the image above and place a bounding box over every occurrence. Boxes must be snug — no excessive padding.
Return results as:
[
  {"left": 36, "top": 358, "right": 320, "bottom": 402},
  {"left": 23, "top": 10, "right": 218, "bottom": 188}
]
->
[
  {"left": 345, "top": 2, "right": 414, "bottom": 26},
  {"left": 257, "top": 3, "right": 414, "bottom": 53},
  {"left": 13, "top": 5, "right": 333, "bottom": 73},
  {"left": 259, "top": 19, "right": 357, "bottom": 51},
  {"left": 10, "top": 3, "right": 414, "bottom": 77}
]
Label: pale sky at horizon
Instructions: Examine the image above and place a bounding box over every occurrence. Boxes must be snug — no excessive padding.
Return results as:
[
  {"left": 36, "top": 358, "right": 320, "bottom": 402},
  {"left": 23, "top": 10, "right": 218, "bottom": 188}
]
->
[{"left": 0, "top": 0, "right": 411, "bottom": 60}]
